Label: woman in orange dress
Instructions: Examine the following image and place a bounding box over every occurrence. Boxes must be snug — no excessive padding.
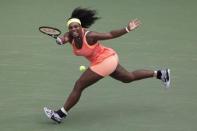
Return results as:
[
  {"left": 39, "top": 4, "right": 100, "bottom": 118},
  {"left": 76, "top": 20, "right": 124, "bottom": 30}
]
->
[{"left": 44, "top": 7, "right": 170, "bottom": 123}]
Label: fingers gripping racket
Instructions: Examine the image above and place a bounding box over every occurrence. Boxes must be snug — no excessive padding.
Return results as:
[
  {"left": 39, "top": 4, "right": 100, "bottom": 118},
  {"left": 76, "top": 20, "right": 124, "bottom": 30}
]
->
[{"left": 39, "top": 26, "right": 61, "bottom": 39}]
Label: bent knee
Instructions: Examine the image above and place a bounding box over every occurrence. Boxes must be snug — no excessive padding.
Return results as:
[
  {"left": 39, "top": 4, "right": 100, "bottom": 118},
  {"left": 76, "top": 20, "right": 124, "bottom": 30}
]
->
[
  {"left": 121, "top": 79, "right": 133, "bottom": 83},
  {"left": 74, "top": 78, "right": 93, "bottom": 91},
  {"left": 120, "top": 75, "right": 135, "bottom": 83},
  {"left": 74, "top": 80, "right": 86, "bottom": 91}
]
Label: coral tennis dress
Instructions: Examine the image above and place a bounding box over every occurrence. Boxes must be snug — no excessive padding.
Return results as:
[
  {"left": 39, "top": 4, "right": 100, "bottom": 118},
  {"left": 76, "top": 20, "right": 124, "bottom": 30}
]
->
[{"left": 71, "top": 28, "right": 119, "bottom": 76}]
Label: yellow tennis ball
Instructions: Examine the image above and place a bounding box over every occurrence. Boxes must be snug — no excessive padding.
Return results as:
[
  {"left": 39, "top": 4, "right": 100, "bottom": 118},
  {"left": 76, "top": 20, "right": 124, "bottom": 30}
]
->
[{"left": 79, "top": 65, "right": 86, "bottom": 72}]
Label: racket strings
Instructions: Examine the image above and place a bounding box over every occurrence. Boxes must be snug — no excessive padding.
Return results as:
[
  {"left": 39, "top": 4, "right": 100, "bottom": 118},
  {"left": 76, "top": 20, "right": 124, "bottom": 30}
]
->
[{"left": 39, "top": 26, "right": 61, "bottom": 38}]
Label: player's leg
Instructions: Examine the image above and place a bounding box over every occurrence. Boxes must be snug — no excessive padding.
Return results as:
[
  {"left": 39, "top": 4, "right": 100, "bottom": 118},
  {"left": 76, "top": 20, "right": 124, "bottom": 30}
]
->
[
  {"left": 63, "top": 68, "right": 103, "bottom": 111},
  {"left": 44, "top": 68, "right": 103, "bottom": 123},
  {"left": 110, "top": 64, "right": 170, "bottom": 86},
  {"left": 46, "top": 54, "right": 119, "bottom": 123},
  {"left": 110, "top": 64, "right": 155, "bottom": 83}
]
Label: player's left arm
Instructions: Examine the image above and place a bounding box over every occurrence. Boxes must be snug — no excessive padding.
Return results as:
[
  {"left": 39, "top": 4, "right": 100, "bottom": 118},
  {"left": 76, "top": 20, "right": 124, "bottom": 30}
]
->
[{"left": 88, "top": 19, "right": 140, "bottom": 41}]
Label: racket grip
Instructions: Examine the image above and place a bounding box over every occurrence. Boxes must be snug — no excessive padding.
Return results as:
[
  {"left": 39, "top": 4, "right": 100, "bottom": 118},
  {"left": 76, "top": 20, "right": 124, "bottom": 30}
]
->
[{"left": 51, "top": 35, "right": 58, "bottom": 39}]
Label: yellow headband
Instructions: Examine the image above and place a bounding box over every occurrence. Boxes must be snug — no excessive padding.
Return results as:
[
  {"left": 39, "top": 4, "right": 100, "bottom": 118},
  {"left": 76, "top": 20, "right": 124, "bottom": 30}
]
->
[{"left": 67, "top": 18, "right": 81, "bottom": 27}]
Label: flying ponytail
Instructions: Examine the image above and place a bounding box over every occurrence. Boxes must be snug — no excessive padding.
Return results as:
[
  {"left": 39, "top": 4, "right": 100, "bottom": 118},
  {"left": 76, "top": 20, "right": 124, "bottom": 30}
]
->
[{"left": 68, "top": 7, "right": 100, "bottom": 28}]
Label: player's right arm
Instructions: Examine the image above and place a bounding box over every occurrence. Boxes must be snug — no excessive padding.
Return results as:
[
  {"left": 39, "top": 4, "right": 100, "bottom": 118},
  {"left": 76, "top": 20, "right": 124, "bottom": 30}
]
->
[{"left": 56, "top": 32, "right": 71, "bottom": 45}]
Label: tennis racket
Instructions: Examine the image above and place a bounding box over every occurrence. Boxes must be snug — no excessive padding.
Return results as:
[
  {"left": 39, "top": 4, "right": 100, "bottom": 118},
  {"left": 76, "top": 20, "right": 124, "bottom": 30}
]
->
[{"left": 39, "top": 26, "right": 61, "bottom": 39}]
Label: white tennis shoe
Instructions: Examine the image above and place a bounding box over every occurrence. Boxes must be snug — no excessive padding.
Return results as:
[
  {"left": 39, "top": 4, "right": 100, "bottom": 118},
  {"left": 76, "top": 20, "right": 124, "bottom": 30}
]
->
[
  {"left": 160, "top": 69, "right": 171, "bottom": 88},
  {"left": 44, "top": 107, "right": 62, "bottom": 124}
]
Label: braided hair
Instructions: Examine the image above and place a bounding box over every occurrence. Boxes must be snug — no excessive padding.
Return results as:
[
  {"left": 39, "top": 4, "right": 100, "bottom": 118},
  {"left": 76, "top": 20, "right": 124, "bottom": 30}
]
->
[{"left": 69, "top": 7, "right": 100, "bottom": 28}]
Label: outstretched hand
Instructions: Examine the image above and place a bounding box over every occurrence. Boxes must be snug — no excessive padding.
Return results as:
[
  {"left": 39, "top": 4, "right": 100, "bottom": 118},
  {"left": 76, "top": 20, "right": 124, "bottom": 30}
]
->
[{"left": 127, "top": 19, "right": 141, "bottom": 31}]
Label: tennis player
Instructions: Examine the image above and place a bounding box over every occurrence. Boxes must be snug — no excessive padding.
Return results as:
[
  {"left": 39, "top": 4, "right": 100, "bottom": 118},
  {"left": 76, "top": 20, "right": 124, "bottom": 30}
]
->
[{"left": 44, "top": 7, "right": 170, "bottom": 123}]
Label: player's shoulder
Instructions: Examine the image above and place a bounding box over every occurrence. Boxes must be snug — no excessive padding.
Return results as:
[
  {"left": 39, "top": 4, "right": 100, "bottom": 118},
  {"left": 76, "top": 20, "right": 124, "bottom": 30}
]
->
[{"left": 84, "top": 29, "right": 91, "bottom": 36}]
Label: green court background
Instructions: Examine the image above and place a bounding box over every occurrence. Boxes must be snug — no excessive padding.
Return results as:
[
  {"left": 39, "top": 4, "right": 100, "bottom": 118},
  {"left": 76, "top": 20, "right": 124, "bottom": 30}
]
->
[{"left": 0, "top": 0, "right": 197, "bottom": 131}]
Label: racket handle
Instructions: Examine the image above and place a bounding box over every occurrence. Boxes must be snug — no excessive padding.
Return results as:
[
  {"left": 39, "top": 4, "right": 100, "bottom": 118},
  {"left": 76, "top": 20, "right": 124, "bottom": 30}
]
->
[{"left": 51, "top": 34, "right": 58, "bottom": 39}]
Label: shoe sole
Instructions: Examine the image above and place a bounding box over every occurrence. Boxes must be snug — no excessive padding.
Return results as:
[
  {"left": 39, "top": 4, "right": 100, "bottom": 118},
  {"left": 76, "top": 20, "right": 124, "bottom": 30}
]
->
[
  {"left": 165, "top": 69, "right": 171, "bottom": 88},
  {"left": 43, "top": 107, "right": 51, "bottom": 119}
]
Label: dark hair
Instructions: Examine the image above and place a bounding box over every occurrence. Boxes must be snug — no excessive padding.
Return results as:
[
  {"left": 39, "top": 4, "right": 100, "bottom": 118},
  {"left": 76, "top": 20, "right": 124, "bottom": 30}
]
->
[{"left": 69, "top": 7, "right": 100, "bottom": 28}]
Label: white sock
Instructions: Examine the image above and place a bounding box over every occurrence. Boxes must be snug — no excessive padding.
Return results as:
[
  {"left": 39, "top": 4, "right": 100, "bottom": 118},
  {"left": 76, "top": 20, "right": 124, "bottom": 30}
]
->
[
  {"left": 154, "top": 70, "right": 157, "bottom": 77},
  {"left": 61, "top": 107, "right": 68, "bottom": 116}
]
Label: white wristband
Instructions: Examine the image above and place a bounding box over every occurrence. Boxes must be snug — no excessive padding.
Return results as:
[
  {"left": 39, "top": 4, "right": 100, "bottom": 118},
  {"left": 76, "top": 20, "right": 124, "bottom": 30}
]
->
[
  {"left": 125, "top": 27, "right": 130, "bottom": 33},
  {"left": 56, "top": 37, "right": 63, "bottom": 45}
]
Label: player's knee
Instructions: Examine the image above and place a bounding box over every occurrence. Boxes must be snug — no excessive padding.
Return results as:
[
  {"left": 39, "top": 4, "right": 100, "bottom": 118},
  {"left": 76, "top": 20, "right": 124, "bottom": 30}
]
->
[
  {"left": 121, "top": 79, "right": 133, "bottom": 83},
  {"left": 74, "top": 79, "right": 86, "bottom": 91},
  {"left": 121, "top": 75, "right": 134, "bottom": 83}
]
